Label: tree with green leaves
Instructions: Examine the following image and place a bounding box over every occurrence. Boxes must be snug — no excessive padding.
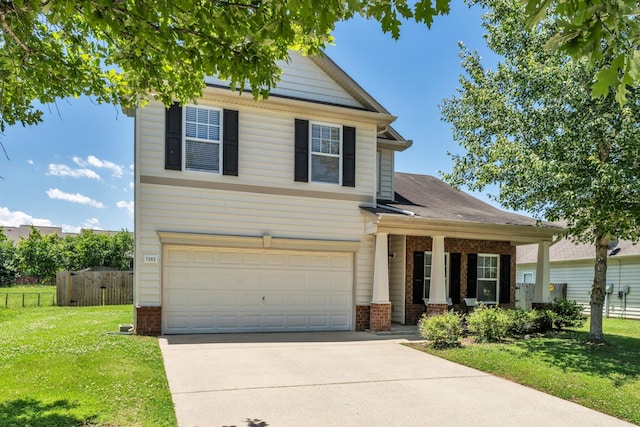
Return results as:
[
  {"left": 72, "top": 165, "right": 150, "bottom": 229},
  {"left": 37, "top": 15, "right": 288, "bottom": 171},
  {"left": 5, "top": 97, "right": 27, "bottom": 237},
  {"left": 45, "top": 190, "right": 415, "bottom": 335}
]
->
[
  {"left": 0, "top": 228, "right": 18, "bottom": 286},
  {"left": 1, "top": 0, "right": 635, "bottom": 138},
  {"left": 16, "top": 226, "right": 65, "bottom": 284},
  {"left": 440, "top": 0, "right": 640, "bottom": 343},
  {"left": 524, "top": 0, "right": 640, "bottom": 105},
  {"left": 0, "top": 0, "right": 451, "bottom": 134},
  {"left": 63, "top": 229, "right": 133, "bottom": 271}
]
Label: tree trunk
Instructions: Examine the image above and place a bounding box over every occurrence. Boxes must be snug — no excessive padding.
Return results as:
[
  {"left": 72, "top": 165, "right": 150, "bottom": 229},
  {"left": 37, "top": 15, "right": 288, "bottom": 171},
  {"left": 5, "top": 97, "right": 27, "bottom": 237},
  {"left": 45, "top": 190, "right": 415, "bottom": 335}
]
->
[{"left": 588, "top": 233, "right": 608, "bottom": 343}]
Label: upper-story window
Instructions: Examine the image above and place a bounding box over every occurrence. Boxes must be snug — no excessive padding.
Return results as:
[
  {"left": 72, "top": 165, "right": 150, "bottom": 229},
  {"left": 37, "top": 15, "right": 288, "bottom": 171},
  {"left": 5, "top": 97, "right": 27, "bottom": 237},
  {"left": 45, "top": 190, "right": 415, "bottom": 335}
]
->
[
  {"left": 184, "top": 105, "right": 222, "bottom": 173},
  {"left": 310, "top": 122, "right": 342, "bottom": 184}
]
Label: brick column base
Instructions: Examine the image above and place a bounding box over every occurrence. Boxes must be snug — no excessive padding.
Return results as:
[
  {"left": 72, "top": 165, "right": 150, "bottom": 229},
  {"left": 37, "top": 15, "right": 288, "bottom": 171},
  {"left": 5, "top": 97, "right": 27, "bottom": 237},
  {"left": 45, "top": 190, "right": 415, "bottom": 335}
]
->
[
  {"left": 426, "top": 303, "right": 448, "bottom": 317},
  {"left": 355, "top": 305, "right": 371, "bottom": 331},
  {"left": 370, "top": 302, "right": 392, "bottom": 332},
  {"left": 135, "top": 306, "right": 161, "bottom": 336}
]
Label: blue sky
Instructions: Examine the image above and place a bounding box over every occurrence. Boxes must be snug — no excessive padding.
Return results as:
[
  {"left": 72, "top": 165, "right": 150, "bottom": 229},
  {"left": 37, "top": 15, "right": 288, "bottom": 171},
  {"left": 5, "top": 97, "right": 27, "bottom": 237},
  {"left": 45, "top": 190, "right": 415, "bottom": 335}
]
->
[{"left": 0, "top": 3, "right": 498, "bottom": 233}]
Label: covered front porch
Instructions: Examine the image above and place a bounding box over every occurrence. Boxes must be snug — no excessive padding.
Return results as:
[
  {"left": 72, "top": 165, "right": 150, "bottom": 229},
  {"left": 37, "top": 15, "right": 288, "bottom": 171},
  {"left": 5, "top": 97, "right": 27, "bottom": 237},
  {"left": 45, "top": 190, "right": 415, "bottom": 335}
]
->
[{"left": 359, "top": 214, "right": 559, "bottom": 332}]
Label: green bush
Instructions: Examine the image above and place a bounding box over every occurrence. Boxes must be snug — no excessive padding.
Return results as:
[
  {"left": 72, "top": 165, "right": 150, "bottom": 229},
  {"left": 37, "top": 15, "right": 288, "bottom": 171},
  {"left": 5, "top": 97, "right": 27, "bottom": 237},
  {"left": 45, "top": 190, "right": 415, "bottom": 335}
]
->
[
  {"left": 466, "top": 305, "right": 510, "bottom": 342},
  {"left": 418, "top": 310, "right": 463, "bottom": 348},
  {"left": 532, "top": 309, "right": 554, "bottom": 333},
  {"left": 550, "top": 298, "right": 586, "bottom": 330},
  {"left": 505, "top": 308, "right": 537, "bottom": 337}
]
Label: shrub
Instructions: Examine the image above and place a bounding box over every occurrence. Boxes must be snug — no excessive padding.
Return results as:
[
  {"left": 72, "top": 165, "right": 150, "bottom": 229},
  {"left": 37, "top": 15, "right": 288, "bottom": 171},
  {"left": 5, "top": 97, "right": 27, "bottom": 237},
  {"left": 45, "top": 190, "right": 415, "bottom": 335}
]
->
[
  {"left": 550, "top": 298, "right": 586, "bottom": 330},
  {"left": 531, "top": 309, "right": 554, "bottom": 333},
  {"left": 505, "top": 308, "right": 537, "bottom": 337},
  {"left": 418, "top": 310, "right": 463, "bottom": 348},
  {"left": 466, "top": 305, "right": 510, "bottom": 342}
]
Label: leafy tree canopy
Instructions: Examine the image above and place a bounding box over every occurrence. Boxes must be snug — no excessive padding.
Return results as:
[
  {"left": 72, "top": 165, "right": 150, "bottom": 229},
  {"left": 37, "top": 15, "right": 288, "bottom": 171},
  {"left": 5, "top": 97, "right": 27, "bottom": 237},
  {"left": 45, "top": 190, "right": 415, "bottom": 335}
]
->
[
  {"left": 0, "top": 0, "right": 452, "bottom": 133},
  {"left": 524, "top": 0, "right": 640, "bottom": 105},
  {"left": 1, "top": 0, "right": 636, "bottom": 135},
  {"left": 440, "top": 0, "right": 640, "bottom": 342}
]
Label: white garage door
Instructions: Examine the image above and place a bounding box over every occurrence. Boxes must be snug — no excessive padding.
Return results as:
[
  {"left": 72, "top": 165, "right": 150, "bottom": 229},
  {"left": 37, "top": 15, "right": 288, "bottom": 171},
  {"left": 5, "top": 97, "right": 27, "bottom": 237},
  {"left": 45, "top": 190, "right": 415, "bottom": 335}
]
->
[{"left": 162, "top": 245, "right": 353, "bottom": 333}]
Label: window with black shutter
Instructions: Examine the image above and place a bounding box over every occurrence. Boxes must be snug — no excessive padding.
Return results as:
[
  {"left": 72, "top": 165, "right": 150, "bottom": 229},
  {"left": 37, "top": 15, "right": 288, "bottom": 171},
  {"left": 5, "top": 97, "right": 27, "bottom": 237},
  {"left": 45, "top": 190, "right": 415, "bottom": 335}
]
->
[
  {"left": 165, "top": 105, "right": 238, "bottom": 174},
  {"left": 412, "top": 251, "right": 425, "bottom": 304}
]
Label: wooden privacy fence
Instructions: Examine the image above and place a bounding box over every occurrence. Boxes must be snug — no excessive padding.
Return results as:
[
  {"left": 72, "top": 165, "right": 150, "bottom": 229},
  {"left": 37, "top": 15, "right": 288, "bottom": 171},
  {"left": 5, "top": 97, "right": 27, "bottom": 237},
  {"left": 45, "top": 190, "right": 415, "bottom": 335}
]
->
[{"left": 56, "top": 270, "right": 133, "bottom": 306}]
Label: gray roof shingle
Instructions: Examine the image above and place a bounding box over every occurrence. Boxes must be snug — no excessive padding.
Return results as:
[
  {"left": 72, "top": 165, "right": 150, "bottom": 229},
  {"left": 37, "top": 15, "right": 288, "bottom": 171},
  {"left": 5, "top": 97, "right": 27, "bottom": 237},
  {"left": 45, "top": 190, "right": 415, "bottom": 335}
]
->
[{"left": 384, "top": 172, "right": 558, "bottom": 228}]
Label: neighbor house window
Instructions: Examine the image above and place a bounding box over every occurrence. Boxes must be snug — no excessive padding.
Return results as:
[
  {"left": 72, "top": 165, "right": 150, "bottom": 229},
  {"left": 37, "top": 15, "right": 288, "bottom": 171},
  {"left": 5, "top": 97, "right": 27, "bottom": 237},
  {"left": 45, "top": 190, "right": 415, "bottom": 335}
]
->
[
  {"left": 184, "top": 105, "right": 222, "bottom": 172},
  {"left": 310, "top": 122, "right": 341, "bottom": 184},
  {"left": 522, "top": 272, "right": 534, "bottom": 284},
  {"left": 423, "top": 252, "right": 449, "bottom": 299},
  {"left": 477, "top": 254, "right": 499, "bottom": 302}
]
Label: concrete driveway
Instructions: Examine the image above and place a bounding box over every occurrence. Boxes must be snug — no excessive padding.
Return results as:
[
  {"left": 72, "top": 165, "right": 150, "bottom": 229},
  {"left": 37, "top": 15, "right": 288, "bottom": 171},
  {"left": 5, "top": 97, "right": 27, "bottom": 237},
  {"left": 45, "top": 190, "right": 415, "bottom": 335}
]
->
[{"left": 159, "top": 331, "right": 633, "bottom": 427}]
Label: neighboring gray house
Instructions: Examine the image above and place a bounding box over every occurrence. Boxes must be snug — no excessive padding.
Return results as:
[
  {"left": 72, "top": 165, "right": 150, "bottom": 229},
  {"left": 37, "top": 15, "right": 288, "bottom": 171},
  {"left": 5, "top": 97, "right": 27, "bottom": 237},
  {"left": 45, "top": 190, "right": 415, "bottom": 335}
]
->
[
  {"left": 517, "top": 240, "right": 640, "bottom": 320},
  {"left": 132, "top": 51, "right": 560, "bottom": 335}
]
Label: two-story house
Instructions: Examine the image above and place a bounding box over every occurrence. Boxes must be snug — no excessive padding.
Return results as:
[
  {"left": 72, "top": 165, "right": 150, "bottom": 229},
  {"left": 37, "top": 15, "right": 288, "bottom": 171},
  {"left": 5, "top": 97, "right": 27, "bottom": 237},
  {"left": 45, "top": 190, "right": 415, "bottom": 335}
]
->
[{"left": 133, "top": 52, "right": 559, "bottom": 335}]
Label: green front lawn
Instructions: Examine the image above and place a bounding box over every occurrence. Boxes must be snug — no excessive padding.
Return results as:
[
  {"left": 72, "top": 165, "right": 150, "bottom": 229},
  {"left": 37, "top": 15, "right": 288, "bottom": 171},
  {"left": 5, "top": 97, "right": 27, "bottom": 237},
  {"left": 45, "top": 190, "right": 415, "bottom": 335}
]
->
[
  {"left": 409, "top": 318, "right": 640, "bottom": 424},
  {"left": 0, "top": 305, "right": 177, "bottom": 427},
  {"left": 0, "top": 284, "right": 57, "bottom": 308}
]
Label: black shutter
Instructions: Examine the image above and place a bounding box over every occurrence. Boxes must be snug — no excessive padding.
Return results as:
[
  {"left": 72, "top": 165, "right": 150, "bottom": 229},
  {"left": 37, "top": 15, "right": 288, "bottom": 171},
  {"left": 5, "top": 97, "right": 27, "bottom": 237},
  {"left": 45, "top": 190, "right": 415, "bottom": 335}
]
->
[
  {"left": 499, "top": 254, "right": 511, "bottom": 304},
  {"left": 412, "top": 251, "right": 425, "bottom": 304},
  {"left": 467, "top": 253, "right": 477, "bottom": 298},
  {"left": 165, "top": 102, "right": 182, "bottom": 170},
  {"left": 342, "top": 126, "right": 356, "bottom": 187},
  {"left": 294, "top": 119, "right": 309, "bottom": 182},
  {"left": 449, "top": 253, "right": 461, "bottom": 304},
  {"left": 223, "top": 109, "right": 239, "bottom": 176}
]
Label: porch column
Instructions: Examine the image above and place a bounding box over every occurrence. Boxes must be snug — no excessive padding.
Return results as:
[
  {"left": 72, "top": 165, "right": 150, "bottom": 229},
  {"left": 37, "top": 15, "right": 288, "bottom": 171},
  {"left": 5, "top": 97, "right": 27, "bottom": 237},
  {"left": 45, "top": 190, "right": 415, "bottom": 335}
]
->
[
  {"left": 534, "top": 241, "right": 551, "bottom": 304},
  {"left": 427, "top": 235, "right": 448, "bottom": 316},
  {"left": 371, "top": 232, "right": 391, "bottom": 332}
]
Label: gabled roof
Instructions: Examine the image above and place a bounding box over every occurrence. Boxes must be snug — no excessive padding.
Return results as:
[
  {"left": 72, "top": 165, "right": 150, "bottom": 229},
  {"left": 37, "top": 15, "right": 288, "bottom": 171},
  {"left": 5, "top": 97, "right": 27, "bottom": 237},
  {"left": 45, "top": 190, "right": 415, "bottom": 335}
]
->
[
  {"left": 386, "top": 172, "right": 558, "bottom": 228},
  {"left": 517, "top": 239, "right": 640, "bottom": 264}
]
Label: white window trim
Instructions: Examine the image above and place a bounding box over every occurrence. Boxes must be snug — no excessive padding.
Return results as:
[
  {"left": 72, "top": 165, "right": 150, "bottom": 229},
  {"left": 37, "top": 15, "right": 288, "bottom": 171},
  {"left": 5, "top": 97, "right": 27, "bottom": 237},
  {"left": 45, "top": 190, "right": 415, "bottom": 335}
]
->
[
  {"left": 423, "top": 251, "right": 450, "bottom": 300},
  {"left": 477, "top": 253, "right": 499, "bottom": 303},
  {"left": 522, "top": 271, "right": 535, "bottom": 284},
  {"left": 183, "top": 104, "right": 223, "bottom": 174},
  {"left": 309, "top": 121, "right": 342, "bottom": 185}
]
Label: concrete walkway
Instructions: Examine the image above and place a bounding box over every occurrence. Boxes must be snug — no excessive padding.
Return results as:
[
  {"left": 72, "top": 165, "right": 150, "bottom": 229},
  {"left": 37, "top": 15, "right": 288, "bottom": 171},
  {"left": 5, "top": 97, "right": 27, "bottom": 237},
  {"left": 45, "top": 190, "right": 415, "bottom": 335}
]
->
[{"left": 159, "top": 331, "right": 634, "bottom": 427}]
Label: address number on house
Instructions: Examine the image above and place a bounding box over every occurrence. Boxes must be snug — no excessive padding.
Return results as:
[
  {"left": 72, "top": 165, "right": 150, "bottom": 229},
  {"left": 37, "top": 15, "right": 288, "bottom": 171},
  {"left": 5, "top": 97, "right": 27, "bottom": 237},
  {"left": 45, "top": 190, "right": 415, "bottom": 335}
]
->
[{"left": 143, "top": 254, "right": 159, "bottom": 264}]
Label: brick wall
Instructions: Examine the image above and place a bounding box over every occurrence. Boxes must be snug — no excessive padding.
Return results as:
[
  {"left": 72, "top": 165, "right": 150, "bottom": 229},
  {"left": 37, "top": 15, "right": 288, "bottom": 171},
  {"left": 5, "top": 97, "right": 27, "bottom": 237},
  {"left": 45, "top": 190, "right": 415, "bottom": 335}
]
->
[
  {"left": 135, "top": 306, "right": 161, "bottom": 336},
  {"left": 405, "top": 236, "right": 516, "bottom": 324},
  {"left": 370, "top": 302, "right": 391, "bottom": 332},
  {"left": 355, "top": 305, "right": 370, "bottom": 331}
]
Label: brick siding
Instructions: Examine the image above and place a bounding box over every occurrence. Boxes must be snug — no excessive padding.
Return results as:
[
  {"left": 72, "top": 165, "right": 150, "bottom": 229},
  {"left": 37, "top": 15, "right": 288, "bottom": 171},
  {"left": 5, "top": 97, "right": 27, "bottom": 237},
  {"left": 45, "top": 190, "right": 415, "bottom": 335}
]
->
[
  {"left": 405, "top": 236, "right": 516, "bottom": 324},
  {"left": 355, "top": 305, "right": 370, "bottom": 331},
  {"left": 370, "top": 302, "right": 392, "bottom": 332},
  {"left": 135, "top": 306, "right": 161, "bottom": 336}
]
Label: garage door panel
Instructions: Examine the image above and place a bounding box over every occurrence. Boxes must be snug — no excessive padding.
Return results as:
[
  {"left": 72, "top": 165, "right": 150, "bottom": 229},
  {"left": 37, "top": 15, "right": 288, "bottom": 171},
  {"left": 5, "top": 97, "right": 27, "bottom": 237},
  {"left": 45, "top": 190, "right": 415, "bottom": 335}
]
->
[{"left": 163, "top": 246, "right": 353, "bottom": 334}]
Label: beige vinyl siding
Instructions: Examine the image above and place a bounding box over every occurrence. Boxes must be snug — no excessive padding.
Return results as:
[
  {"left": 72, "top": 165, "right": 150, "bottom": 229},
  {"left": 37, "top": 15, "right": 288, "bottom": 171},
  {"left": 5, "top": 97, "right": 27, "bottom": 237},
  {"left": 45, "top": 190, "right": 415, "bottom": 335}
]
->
[
  {"left": 389, "top": 235, "right": 406, "bottom": 323},
  {"left": 136, "top": 184, "right": 368, "bottom": 306},
  {"left": 204, "top": 51, "right": 363, "bottom": 108},
  {"left": 517, "top": 258, "right": 640, "bottom": 320},
  {"left": 354, "top": 234, "right": 374, "bottom": 306},
  {"left": 138, "top": 100, "right": 376, "bottom": 197},
  {"left": 378, "top": 149, "right": 394, "bottom": 200}
]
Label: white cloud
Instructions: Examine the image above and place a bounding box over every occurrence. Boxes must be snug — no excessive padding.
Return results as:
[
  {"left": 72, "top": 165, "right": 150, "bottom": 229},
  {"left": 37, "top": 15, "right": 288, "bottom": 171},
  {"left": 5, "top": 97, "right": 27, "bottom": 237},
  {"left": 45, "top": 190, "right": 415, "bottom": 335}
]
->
[
  {"left": 47, "top": 164, "right": 101, "bottom": 180},
  {"left": 73, "top": 155, "right": 124, "bottom": 178},
  {"left": 27, "top": 159, "right": 34, "bottom": 165},
  {"left": 62, "top": 219, "right": 102, "bottom": 233},
  {"left": 129, "top": 182, "right": 134, "bottom": 189},
  {"left": 0, "top": 207, "right": 54, "bottom": 227},
  {"left": 46, "top": 188, "right": 105, "bottom": 208},
  {"left": 82, "top": 218, "right": 102, "bottom": 230},
  {"left": 87, "top": 155, "right": 124, "bottom": 178},
  {"left": 117, "top": 201, "right": 134, "bottom": 217},
  {"left": 61, "top": 224, "right": 81, "bottom": 233}
]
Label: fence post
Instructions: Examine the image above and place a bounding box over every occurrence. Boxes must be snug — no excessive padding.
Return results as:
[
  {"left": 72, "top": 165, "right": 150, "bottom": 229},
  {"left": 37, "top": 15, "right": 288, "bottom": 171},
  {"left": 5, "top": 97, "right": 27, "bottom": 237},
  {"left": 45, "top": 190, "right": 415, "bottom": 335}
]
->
[
  {"left": 22, "top": 293, "right": 25, "bottom": 307},
  {"left": 38, "top": 293, "right": 41, "bottom": 307},
  {"left": 4, "top": 293, "right": 7, "bottom": 308}
]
